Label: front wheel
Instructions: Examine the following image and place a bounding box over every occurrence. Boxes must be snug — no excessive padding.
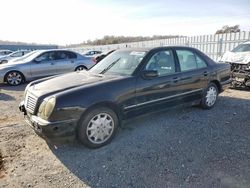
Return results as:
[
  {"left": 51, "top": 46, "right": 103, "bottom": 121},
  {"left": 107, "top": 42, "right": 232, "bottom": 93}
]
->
[
  {"left": 77, "top": 107, "right": 119, "bottom": 149},
  {"left": 200, "top": 83, "right": 218, "bottom": 109},
  {"left": 5, "top": 71, "right": 24, "bottom": 86}
]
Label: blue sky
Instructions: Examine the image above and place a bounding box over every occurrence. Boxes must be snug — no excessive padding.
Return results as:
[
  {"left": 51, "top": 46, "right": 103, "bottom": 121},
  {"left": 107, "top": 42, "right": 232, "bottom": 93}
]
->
[{"left": 0, "top": 0, "right": 249, "bottom": 45}]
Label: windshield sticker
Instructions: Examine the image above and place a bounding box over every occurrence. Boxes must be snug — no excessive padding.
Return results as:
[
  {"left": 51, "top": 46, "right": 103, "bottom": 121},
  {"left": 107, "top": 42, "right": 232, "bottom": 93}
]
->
[{"left": 130, "top": 51, "right": 146, "bottom": 56}]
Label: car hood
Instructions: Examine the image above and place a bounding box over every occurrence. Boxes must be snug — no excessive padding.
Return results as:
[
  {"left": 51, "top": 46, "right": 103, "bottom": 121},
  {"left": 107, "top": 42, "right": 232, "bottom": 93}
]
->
[
  {"left": 27, "top": 71, "right": 118, "bottom": 97},
  {"left": 220, "top": 51, "right": 250, "bottom": 64}
]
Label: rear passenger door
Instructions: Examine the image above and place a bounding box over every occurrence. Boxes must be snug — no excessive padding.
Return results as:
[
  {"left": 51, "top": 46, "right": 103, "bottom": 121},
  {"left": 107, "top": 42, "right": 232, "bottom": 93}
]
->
[
  {"left": 54, "top": 51, "right": 76, "bottom": 74},
  {"left": 174, "top": 49, "right": 210, "bottom": 100}
]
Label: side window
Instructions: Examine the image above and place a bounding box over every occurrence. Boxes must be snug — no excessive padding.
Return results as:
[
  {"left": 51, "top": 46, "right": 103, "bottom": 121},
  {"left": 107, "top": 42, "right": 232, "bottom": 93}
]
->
[
  {"left": 11, "top": 52, "right": 22, "bottom": 57},
  {"left": 176, "top": 50, "right": 207, "bottom": 71},
  {"left": 196, "top": 55, "right": 207, "bottom": 68},
  {"left": 55, "top": 52, "right": 68, "bottom": 60},
  {"left": 36, "top": 52, "right": 56, "bottom": 62},
  {"left": 65, "top": 51, "right": 77, "bottom": 59},
  {"left": 146, "top": 50, "right": 176, "bottom": 76}
]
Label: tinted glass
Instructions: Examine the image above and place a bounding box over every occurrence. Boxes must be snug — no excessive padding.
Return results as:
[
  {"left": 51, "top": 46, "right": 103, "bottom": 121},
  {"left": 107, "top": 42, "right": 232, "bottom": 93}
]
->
[
  {"left": 36, "top": 52, "right": 57, "bottom": 62},
  {"left": 65, "top": 51, "right": 77, "bottom": 59},
  {"left": 90, "top": 50, "right": 146, "bottom": 75},
  {"left": 146, "top": 50, "right": 176, "bottom": 76},
  {"left": 196, "top": 55, "right": 207, "bottom": 68},
  {"left": 176, "top": 50, "right": 207, "bottom": 71}
]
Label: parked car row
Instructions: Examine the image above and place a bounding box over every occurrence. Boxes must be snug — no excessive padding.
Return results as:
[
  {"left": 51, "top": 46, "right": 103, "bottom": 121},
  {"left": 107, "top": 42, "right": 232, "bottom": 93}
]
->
[
  {"left": 0, "top": 49, "right": 95, "bottom": 86},
  {"left": 19, "top": 46, "right": 231, "bottom": 148},
  {"left": 0, "top": 50, "right": 31, "bottom": 64},
  {"left": 0, "top": 49, "right": 14, "bottom": 57}
]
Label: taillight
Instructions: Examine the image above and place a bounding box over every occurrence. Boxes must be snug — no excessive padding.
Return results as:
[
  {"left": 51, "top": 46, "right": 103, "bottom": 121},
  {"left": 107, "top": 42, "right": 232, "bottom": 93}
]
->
[{"left": 92, "top": 57, "right": 97, "bottom": 63}]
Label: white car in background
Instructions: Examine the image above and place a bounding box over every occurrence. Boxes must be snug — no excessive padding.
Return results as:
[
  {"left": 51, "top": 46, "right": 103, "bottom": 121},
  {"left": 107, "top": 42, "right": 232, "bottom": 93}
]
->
[
  {"left": 0, "top": 50, "right": 31, "bottom": 64},
  {"left": 219, "top": 41, "right": 250, "bottom": 87},
  {"left": 0, "top": 50, "right": 13, "bottom": 57}
]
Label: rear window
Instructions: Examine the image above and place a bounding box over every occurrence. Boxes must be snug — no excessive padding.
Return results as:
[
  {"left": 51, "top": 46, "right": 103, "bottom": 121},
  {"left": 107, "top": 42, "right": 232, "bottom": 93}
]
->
[{"left": 232, "top": 44, "right": 250, "bottom": 52}]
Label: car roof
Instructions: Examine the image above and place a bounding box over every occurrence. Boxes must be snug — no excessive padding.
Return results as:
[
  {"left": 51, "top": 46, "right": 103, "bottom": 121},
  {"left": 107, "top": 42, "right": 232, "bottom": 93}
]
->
[
  {"left": 35, "top": 49, "right": 77, "bottom": 53},
  {"left": 116, "top": 46, "right": 199, "bottom": 52}
]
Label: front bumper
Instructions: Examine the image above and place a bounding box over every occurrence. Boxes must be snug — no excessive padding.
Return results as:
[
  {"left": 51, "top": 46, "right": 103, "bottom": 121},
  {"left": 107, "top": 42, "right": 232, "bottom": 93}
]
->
[
  {"left": 19, "top": 101, "right": 78, "bottom": 140},
  {"left": 220, "top": 79, "right": 232, "bottom": 91}
]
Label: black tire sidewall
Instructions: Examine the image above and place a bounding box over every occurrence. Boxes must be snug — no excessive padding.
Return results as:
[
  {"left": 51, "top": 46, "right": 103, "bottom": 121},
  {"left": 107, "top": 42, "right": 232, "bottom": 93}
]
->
[
  {"left": 76, "top": 107, "right": 119, "bottom": 149},
  {"left": 201, "top": 83, "right": 218, "bottom": 109},
  {"left": 75, "top": 66, "right": 87, "bottom": 71}
]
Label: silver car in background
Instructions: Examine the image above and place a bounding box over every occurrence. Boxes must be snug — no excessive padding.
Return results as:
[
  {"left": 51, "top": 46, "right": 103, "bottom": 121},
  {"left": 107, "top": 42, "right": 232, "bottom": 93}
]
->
[
  {"left": 0, "top": 50, "right": 31, "bottom": 64},
  {"left": 0, "top": 49, "right": 95, "bottom": 86}
]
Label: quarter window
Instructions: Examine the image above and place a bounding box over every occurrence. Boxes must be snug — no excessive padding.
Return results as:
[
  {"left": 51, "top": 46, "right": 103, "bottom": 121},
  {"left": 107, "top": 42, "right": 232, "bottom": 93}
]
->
[
  {"left": 176, "top": 50, "right": 207, "bottom": 71},
  {"left": 146, "top": 50, "right": 176, "bottom": 76}
]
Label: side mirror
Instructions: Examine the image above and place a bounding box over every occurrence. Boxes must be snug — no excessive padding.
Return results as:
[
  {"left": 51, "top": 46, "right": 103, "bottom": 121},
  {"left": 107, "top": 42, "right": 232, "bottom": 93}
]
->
[
  {"left": 34, "top": 58, "right": 41, "bottom": 63},
  {"left": 141, "top": 70, "right": 158, "bottom": 79}
]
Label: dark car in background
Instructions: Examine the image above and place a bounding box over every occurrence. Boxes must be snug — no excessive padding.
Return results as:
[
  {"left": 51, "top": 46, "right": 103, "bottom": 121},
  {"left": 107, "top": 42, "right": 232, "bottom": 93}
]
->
[
  {"left": 93, "top": 50, "right": 115, "bottom": 63},
  {"left": 83, "top": 50, "right": 102, "bottom": 57},
  {"left": 19, "top": 46, "right": 231, "bottom": 148}
]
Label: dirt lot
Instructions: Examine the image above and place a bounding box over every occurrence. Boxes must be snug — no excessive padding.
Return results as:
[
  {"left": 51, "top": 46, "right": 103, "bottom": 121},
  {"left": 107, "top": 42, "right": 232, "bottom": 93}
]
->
[{"left": 0, "top": 84, "right": 250, "bottom": 188}]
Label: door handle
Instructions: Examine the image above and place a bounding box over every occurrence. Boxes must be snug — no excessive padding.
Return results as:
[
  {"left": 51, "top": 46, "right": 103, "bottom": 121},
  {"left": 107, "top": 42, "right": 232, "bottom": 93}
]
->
[{"left": 173, "top": 77, "right": 180, "bottom": 83}]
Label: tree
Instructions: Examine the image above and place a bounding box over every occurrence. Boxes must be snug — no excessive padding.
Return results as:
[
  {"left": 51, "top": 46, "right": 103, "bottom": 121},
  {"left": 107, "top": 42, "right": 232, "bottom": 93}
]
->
[{"left": 215, "top": 25, "right": 240, "bottom": 34}]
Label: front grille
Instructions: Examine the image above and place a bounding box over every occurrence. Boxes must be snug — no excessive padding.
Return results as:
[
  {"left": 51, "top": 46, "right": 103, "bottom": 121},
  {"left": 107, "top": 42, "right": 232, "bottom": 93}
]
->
[{"left": 25, "top": 93, "right": 37, "bottom": 114}]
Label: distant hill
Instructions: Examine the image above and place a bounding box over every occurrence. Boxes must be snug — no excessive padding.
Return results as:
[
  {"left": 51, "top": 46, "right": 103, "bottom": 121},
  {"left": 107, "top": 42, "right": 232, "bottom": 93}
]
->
[{"left": 0, "top": 40, "right": 57, "bottom": 46}]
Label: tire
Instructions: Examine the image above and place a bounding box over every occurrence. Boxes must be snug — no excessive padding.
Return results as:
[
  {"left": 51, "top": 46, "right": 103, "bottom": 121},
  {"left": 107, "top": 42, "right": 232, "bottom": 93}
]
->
[
  {"left": 5, "top": 71, "right": 24, "bottom": 86},
  {"left": 77, "top": 107, "right": 119, "bottom": 149},
  {"left": 200, "top": 83, "right": 218, "bottom": 109},
  {"left": 1, "top": 60, "right": 7, "bottom": 64},
  {"left": 75, "top": 66, "right": 87, "bottom": 71}
]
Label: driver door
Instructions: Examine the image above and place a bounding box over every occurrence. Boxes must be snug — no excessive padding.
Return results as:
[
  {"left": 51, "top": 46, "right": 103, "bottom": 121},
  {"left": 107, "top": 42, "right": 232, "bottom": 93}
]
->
[
  {"left": 30, "top": 51, "right": 58, "bottom": 79},
  {"left": 134, "top": 49, "right": 184, "bottom": 114}
]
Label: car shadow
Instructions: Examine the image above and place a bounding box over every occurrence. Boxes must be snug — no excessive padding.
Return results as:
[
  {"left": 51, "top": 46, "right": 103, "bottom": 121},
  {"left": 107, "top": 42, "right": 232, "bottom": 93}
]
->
[
  {"left": 0, "top": 83, "right": 28, "bottom": 91},
  {"left": 0, "top": 93, "right": 15, "bottom": 101},
  {"left": 49, "top": 95, "right": 250, "bottom": 187}
]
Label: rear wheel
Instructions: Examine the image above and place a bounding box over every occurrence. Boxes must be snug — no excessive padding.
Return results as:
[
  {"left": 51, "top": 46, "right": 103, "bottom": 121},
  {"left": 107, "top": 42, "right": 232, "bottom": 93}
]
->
[
  {"left": 200, "top": 83, "right": 218, "bottom": 109},
  {"left": 77, "top": 107, "right": 119, "bottom": 148},
  {"left": 5, "top": 71, "right": 24, "bottom": 86},
  {"left": 0, "top": 60, "right": 7, "bottom": 64},
  {"left": 75, "top": 66, "right": 87, "bottom": 71}
]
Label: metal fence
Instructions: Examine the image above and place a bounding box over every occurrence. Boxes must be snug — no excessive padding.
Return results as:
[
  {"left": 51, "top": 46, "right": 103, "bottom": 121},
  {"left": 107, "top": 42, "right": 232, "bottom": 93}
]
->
[{"left": 70, "top": 31, "right": 250, "bottom": 60}]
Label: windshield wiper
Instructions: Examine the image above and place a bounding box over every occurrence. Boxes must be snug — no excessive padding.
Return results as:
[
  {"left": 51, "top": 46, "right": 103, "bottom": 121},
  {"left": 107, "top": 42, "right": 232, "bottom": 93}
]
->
[{"left": 100, "top": 58, "right": 120, "bottom": 74}]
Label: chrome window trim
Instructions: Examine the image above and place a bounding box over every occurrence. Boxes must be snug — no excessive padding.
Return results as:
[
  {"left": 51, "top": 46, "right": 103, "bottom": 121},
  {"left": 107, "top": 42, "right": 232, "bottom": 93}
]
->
[{"left": 124, "top": 88, "right": 203, "bottom": 110}]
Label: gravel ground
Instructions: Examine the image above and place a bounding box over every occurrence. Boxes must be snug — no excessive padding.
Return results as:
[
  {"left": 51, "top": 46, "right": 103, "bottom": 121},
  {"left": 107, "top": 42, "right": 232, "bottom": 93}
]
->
[{"left": 0, "top": 83, "right": 250, "bottom": 188}]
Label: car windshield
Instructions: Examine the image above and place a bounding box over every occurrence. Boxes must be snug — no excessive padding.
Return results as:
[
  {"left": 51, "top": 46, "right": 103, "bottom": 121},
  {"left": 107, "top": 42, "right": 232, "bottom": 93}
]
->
[
  {"left": 232, "top": 44, "right": 250, "bottom": 52},
  {"left": 89, "top": 50, "right": 147, "bottom": 75}
]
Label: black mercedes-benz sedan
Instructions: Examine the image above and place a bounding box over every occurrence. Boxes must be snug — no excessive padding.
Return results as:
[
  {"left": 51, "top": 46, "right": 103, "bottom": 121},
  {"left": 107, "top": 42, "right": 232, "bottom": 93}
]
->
[{"left": 19, "top": 46, "right": 231, "bottom": 148}]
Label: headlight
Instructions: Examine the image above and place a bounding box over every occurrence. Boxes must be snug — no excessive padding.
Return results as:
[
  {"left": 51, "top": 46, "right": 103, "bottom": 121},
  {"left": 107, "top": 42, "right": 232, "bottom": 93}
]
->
[{"left": 37, "top": 97, "right": 56, "bottom": 120}]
